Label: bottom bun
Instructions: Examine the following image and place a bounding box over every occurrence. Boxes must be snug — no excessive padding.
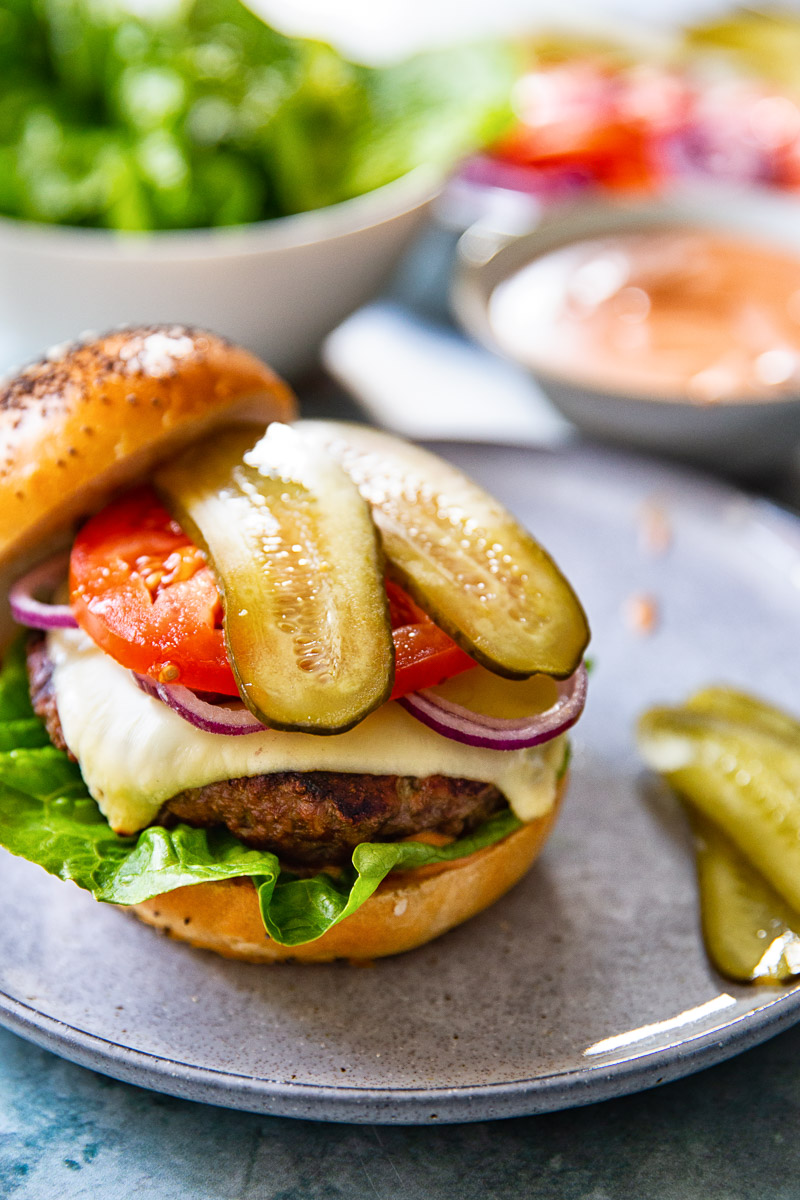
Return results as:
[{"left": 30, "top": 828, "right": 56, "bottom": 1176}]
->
[{"left": 130, "top": 779, "right": 565, "bottom": 962}]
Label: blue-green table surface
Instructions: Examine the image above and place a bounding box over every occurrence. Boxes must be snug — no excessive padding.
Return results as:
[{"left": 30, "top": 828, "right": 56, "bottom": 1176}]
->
[{"left": 3, "top": 1018, "right": 800, "bottom": 1200}]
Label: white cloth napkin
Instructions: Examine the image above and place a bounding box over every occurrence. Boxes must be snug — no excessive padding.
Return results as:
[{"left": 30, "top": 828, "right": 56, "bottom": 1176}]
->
[{"left": 323, "top": 301, "right": 574, "bottom": 448}]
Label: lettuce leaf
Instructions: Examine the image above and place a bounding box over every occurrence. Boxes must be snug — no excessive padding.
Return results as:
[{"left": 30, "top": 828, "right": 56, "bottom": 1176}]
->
[
  {"left": 0, "top": 637, "right": 34, "bottom": 720},
  {"left": 345, "top": 42, "right": 517, "bottom": 202},
  {"left": 257, "top": 809, "right": 520, "bottom": 945},
  {"left": 0, "top": 641, "right": 523, "bottom": 946},
  {"left": 6, "top": 0, "right": 518, "bottom": 227}
]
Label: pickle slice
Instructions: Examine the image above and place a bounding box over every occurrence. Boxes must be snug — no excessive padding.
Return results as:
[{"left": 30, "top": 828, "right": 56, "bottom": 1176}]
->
[
  {"left": 688, "top": 807, "right": 800, "bottom": 984},
  {"left": 638, "top": 706, "right": 800, "bottom": 913},
  {"left": 686, "top": 686, "right": 800, "bottom": 748},
  {"left": 155, "top": 423, "right": 394, "bottom": 734},
  {"left": 295, "top": 421, "right": 589, "bottom": 679}
]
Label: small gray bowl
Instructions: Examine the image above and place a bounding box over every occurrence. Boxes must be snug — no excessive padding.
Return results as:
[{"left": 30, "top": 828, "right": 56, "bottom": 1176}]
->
[{"left": 451, "top": 187, "right": 800, "bottom": 476}]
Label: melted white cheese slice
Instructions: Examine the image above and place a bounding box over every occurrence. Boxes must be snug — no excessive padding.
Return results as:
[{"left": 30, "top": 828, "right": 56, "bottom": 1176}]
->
[{"left": 47, "top": 628, "right": 564, "bottom": 835}]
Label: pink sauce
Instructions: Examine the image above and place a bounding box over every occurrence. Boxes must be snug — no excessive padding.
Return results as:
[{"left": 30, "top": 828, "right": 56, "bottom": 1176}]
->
[{"left": 489, "top": 230, "right": 800, "bottom": 402}]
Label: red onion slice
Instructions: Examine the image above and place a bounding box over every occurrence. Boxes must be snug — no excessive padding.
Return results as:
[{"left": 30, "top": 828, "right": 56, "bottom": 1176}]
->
[
  {"left": 9, "top": 553, "right": 78, "bottom": 630},
  {"left": 133, "top": 673, "right": 269, "bottom": 736},
  {"left": 135, "top": 662, "right": 587, "bottom": 747},
  {"left": 398, "top": 664, "right": 587, "bottom": 750}
]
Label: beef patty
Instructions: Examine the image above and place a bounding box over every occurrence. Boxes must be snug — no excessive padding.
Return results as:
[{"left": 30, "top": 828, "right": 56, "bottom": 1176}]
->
[{"left": 27, "top": 637, "right": 506, "bottom": 866}]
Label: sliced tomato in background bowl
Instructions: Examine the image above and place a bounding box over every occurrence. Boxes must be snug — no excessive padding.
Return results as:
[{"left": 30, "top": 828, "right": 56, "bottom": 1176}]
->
[{"left": 70, "top": 489, "right": 476, "bottom": 704}]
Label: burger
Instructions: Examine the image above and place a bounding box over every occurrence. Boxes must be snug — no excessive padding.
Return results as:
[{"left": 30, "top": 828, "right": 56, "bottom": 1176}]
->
[{"left": 0, "top": 326, "right": 589, "bottom": 962}]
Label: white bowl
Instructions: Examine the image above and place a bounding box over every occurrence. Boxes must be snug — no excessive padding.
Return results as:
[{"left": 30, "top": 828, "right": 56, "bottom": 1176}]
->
[
  {"left": 452, "top": 186, "right": 800, "bottom": 475},
  {"left": 0, "top": 166, "right": 440, "bottom": 379}
]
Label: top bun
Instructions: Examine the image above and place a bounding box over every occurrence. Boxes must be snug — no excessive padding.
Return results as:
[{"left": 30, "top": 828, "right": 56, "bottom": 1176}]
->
[{"left": 0, "top": 325, "right": 296, "bottom": 645}]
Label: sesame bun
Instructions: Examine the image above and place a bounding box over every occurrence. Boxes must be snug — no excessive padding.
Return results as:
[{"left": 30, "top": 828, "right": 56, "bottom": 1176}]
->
[
  {"left": 0, "top": 326, "right": 296, "bottom": 646},
  {"left": 129, "top": 780, "right": 564, "bottom": 963}
]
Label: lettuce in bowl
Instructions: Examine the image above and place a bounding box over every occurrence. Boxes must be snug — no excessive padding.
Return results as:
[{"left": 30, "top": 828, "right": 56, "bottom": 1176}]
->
[{"left": 1, "top": 0, "right": 517, "bottom": 230}]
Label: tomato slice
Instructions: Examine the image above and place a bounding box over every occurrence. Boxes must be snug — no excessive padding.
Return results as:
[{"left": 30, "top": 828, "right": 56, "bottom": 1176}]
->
[
  {"left": 70, "top": 488, "right": 476, "bottom": 703},
  {"left": 70, "top": 487, "right": 239, "bottom": 695},
  {"left": 386, "top": 580, "right": 476, "bottom": 700}
]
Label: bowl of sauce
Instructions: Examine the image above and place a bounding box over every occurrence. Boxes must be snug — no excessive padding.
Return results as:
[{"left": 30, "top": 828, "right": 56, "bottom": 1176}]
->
[{"left": 453, "top": 188, "right": 800, "bottom": 474}]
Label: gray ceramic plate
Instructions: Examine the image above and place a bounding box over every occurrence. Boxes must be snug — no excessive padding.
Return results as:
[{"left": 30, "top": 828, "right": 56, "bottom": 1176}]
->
[{"left": 2, "top": 442, "right": 800, "bottom": 1125}]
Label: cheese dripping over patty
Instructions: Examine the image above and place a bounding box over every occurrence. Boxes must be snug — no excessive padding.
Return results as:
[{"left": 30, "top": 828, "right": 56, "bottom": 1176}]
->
[{"left": 47, "top": 627, "right": 565, "bottom": 835}]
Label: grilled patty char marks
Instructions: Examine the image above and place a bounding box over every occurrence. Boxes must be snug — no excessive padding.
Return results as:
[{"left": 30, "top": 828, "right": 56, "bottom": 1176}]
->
[
  {"left": 157, "top": 773, "right": 505, "bottom": 866},
  {"left": 27, "top": 637, "right": 506, "bottom": 866}
]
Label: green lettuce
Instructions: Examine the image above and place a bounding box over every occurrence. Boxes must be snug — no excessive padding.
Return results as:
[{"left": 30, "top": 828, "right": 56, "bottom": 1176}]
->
[
  {"left": 0, "top": 641, "right": 523, "bottom": 947},
  {"left": 1, "top": 0, "right": 517, "bottom": 228}
]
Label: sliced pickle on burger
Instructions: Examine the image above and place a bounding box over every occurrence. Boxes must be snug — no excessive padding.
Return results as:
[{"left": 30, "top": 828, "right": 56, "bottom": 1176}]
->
[
  {"left": 155, "top": 423, "right": 394, "bottom": 734},
  {"left": 687, "top": 807, "right": 800, "bottom": 983},
  {"left": 295, "top": 421, "right": 589, "bottom": 679},
  {"left": 638, "top": 705, "right": 800, "bottom": 914}
]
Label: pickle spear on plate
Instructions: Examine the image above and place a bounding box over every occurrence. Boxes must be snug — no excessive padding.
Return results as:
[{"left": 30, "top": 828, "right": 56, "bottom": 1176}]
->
[
  {"left": 685, "top": 686, "right": 800, "bottom": 746},
  {"left": 639, "top": 697, "right": 800, "bottom": 912},
  {"left": 156, "top": 423, "right": 394, "bottom": 734},
  {"left": 687, "top": 807, "right": 800, "bottom": 983},
  {"left": 639, "top": 688, "right": 800, "bottom": 982},
  {"left": 296, "top": 421, "right": 589, "bottom": 680}
]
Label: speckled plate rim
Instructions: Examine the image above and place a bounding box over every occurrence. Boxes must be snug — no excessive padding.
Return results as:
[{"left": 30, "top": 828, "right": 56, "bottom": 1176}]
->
[{"left": 2, "top": 980, "right": 800, "bottom": 1124}]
